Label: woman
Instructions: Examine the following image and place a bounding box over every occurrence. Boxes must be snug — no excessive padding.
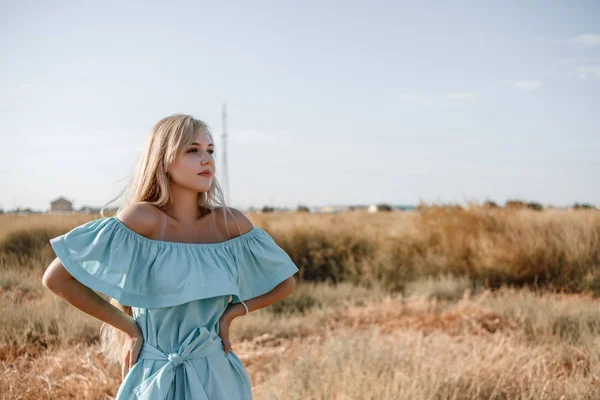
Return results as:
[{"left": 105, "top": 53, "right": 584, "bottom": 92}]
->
[{"left": 41, "top": 114, "right": 299, "bottom": 399}]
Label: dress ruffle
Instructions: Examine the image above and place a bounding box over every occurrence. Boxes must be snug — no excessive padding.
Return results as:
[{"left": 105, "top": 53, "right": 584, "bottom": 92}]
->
[{"left": 49, "top": 217, "right": 299, "bottom": 308}]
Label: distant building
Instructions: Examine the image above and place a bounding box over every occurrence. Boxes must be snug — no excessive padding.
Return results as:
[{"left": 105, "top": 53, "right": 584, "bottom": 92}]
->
[
  {"left": 79, "top": 205, "right": 101, "bottom": 214},
  {"left": 320, "top": 205, "right": 349, "bottom": 213},
  {"left": 50, "top": 196, "right": 73, "bottom": 213}
]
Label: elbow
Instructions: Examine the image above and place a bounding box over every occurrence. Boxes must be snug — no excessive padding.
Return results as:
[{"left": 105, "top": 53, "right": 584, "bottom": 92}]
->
[
  {"left": 286, "top": 276, "right": 297, "bottom": 296},
  {"left": 42, "top": 258, "right": 71, "bottom": 292},
  {"left": 42, "top": 269, "right": 69, "bottom": 294},
  {"left": 41, "top": 267, "right": 58, "bottom": 291}
]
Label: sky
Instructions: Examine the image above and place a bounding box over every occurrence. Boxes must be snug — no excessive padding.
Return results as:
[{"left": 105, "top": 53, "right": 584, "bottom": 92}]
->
[{"left": 1, "top": 0, "right": 599, "bottom": 211}]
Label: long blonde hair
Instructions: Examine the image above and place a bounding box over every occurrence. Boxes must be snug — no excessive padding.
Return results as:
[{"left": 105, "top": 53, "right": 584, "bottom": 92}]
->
[{"left": 97, "top": 113, "right": 236, "bottom": 364}]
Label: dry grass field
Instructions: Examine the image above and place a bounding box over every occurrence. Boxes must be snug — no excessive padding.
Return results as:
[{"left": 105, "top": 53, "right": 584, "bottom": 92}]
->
[{"left": 1, "top": 206, "right": 600, "bottom": 399}]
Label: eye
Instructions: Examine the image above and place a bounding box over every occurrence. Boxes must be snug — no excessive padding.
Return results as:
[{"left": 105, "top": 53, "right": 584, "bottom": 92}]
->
[{"left": 186, "top": 148, "right": 215, "bottom": 154}]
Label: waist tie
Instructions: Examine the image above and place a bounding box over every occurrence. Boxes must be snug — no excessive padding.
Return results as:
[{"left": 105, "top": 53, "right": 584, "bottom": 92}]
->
[{"left": 132, "top": 326, "right": 223, "bottom": 400}]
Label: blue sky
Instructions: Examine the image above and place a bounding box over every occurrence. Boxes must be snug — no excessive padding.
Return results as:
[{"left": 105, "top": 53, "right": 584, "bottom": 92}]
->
[{"left": 1, "top": 1, "right": 599, "bottom": 211}]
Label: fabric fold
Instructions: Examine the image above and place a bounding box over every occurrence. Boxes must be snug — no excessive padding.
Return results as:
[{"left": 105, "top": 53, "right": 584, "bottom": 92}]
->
[
  {"left": 132, "top": 327, "right": 222, "bottom": 400},
  {"left": 230, "top": 228, "right": 300, "bottom": 305},
  {"left": 49, "top": 216, "right": 299, "bottom": 309}
]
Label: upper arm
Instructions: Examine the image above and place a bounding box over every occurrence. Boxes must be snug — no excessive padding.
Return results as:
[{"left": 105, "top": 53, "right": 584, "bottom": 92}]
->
[
  {"left": 116, "top": 202, "right": 161, "bottom": 239},
  {"left": 220, "top": 206, "right": 254, "bottom": 238}
]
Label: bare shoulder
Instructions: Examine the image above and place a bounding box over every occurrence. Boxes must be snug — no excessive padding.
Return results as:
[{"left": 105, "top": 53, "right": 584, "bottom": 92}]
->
[
  {"left": 116, "top": 202, "right": 162, "bottom": 238},
  {"left": 215, "top": 206, "right": 254, "bottom": 238}
]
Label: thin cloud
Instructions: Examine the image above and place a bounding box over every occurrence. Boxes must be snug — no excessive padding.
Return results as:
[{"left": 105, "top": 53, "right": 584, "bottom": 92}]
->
[
  {"left": 401, "top": 92, "right": 478, "bottom": 107},
  {"left": 446, "top": 92, "right": 479, "bottom": 103},
  {"left": 577, "top": 65, "right": 600, "bottom": 79},
  {"left": 569, "top": 33, "right": 600, "bottom": 48},
  {"left": 506, "top": 81, "right": 543, "bottom": 90}
]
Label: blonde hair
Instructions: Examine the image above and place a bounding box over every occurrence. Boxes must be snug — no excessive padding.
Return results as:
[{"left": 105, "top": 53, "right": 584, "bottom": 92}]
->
[{"left": 97, "top": 113, "right": 237, "bottom": 364}]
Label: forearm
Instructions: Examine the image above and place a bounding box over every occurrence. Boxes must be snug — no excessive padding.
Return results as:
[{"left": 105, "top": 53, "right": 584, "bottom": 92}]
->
[
  {"left": 227, "top": 276, "right": 296, "bottom": 320},
  {"left": 44, "top": 277, "right": 139, "bottom": 337}
]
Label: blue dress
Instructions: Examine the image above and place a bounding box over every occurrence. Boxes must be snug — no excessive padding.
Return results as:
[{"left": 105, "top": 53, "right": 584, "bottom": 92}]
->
[{"left": 49, "top": 216, "right": 300, "bottom": 400}]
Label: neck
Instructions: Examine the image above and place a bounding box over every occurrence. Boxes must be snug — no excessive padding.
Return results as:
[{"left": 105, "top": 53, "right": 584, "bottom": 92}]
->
[{"left": 165, "top": 184, "right": 206, "bottom": 224}]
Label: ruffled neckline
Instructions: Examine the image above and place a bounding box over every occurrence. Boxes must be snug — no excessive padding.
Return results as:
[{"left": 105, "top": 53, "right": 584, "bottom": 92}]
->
[
  {"left": 110, "top": 216, "right": 261, "bottom": 248},
  {"left": 49, "top": 216, "right": 299, "bottom": 308}
]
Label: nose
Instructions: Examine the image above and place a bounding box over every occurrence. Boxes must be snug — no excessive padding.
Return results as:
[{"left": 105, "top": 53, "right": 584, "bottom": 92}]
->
[{"left": 200, "top": 152, "right": 212, "bottom": 165}]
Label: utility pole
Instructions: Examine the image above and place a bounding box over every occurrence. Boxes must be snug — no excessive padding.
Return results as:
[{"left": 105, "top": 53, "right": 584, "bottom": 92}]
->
[{"left": 221, "top": 103, "right": 230, "bottom": 205}]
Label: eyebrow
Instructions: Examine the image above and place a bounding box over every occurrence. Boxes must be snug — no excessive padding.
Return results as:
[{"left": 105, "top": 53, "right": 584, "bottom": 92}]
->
[{"left": 191, "top": 142, "right": 214, "bottom": 146}]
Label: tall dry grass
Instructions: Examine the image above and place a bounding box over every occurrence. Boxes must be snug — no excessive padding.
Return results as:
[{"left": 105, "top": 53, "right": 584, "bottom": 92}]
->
[
  {"left": 253, "top": 205, "right": 600, "bottom": 294},
  {"left": 1, "top": 208, "right": 600, "bottom": 399},
  {"left": 2, "top": 207, "right": 599, "bottom": 293},
  {"left": 0, "top": 213, "right": 99, "bottom": 268},
  {"left": 6, "top": 279, "right": 600, "bottom": 399}
]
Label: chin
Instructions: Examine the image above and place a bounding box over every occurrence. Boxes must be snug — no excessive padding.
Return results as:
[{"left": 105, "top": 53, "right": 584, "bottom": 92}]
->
[
  {"left": 177, "top": 181, "right": 211, "bottom": 193},
  {"left": 192, "top": 184, "right": 212, "bottom": 192}
]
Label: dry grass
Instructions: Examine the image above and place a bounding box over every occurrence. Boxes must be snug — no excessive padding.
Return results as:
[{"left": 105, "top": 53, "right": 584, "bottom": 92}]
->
[
  {"left": 0, "top": 213, "right": 98, "bottom": 268},
  {"left": 1, "top": 208, "right": 600, "bottom": 399},
  {"left": 4, "top": 281, "right": 600, "bottom": 399},
  {"left": 256, "top": 326, "right": 599, "bottom": 400},
  {"left": 240, "top": 206, "right": 600, "bottom": 294},
  {"left": 2, "top": 207, "right": 599, "bottom": 292}
]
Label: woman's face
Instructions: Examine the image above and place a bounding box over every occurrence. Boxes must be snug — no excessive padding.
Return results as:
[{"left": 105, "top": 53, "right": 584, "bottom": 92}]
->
[{"left": 167, "top": 131, "right": 215, "bottom": 193}]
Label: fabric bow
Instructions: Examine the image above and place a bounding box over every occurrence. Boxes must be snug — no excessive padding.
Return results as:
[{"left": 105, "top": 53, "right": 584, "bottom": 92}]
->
[{"left": 132, "top": 327, "right": 223, "bottom": 400}]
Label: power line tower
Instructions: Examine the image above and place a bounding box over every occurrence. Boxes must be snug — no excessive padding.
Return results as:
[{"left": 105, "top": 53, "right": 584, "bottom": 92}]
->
[{"left": 221, "top": 103, "right": 230, "bottom": 205}]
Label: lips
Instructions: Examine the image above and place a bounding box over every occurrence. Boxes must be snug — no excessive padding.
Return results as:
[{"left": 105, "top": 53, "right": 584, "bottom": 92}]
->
[{"left": 198, "top": 170, "right": 212, "bottom": 177}]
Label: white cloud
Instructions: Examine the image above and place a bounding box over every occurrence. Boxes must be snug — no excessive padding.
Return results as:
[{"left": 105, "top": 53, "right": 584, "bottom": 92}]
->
[
  {"left": 577, "top": 65, "right": 600, "bottom": 79},
  {"left": 446, "top": 92, "right": 479, "bottom": 103},
  {"left": 506, "top": 81, "right": 543, "bottom": 90},
  {"left": 569, "top": 33, "right": 600, "bottom": 48}
]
